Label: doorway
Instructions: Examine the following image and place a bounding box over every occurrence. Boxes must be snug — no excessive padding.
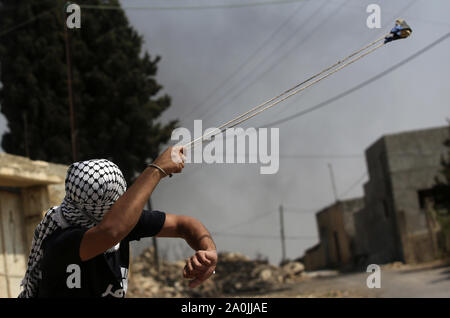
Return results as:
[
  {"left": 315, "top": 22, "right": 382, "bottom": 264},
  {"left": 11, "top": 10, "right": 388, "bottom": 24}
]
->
[{"left": 0, "top": 189, "right": 27, "bottom": 298}]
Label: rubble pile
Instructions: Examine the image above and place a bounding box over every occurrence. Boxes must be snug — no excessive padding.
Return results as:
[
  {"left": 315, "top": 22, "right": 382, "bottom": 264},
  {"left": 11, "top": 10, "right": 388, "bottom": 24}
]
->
[
  {"left": 381, "top": 261, "right": 406, "bottom": 270},
  {"left": 127, "top": 248, "right": 306, "bottom": 298}
]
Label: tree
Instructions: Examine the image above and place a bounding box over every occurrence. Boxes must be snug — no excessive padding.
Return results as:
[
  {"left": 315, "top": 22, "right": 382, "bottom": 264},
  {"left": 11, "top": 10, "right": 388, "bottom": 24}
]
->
[{"left": 0, "top": 0, "right": 177, "bottom": 183}]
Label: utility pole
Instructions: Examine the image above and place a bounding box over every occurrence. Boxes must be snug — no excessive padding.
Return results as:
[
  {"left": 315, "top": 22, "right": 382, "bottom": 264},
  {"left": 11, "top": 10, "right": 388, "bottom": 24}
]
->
[
  {"left": 64, "top": 15, "right": 77, "bottom": 162},
  {"left": 328, "top": 163, "right": 338, "bottom": 202},
  {"left": 22, "top": 112, "right": 30, "bottom": 158},
  {"left": 147, "top": 198, "right": 160, "bottom": 272},
  {"left": 279, "top": 204, "right": 286, "bottom": 263}
]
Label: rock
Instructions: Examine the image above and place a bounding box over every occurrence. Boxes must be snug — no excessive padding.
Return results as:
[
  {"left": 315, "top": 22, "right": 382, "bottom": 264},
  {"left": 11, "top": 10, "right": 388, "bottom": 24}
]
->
[
  {"left": 174, "top": 260, "right": 186, "bottom": 268},
  {"left": 277, "top": 275, "right": 284, "bottom": 283},
  {"left": 220, "top": 252, "right": 250, "bottom": 262},
  {"left": 174, "top": 281, "right": 183, "bottom": 291},
  {"left": 259, "top": 269, "right": 272, "bottom": 281},
  {"left": 126, "top": 249, "right": 302, "bottom": 298},
  {"left": 282, "top": 261, "right": 305, "bottom": 276},
  {"left": 140, "top": 278, "right": 154, "bottom": 290},
  {"left": 382, "top": 261, "right": 405, "bottom": 270},
  {"left": 131, "top": 262, "right": 145, "bottom": 273}
]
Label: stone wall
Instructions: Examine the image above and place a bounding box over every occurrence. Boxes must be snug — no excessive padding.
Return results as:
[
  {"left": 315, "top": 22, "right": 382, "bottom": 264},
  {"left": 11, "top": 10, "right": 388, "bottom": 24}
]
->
[
  {"left": 354, "top": 126, "right": 448, "bottom": 267},
  {"left": 386, "top": 126, "right": 448, "bottom": 263},
  {"left": 303, "top": 198, "right": 364, "bottom": 271},
  {"left": 0, "top": 153, "right": 67, "bottom": 254}
]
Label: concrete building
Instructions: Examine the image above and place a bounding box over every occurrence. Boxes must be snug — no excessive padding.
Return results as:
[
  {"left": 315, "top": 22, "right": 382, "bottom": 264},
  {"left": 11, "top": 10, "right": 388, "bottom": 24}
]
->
[
  {"left": 302, "top": 198, "right": 364, "bottom": 271},
  {"left": 354, "top": 126, "right": 449, "bottom": 267},
  {"left": 301, "top": 126, "right": 448, "bottom": 271},
  {"left": 0, "top": 153, "right": 67, "bottom": 297}
]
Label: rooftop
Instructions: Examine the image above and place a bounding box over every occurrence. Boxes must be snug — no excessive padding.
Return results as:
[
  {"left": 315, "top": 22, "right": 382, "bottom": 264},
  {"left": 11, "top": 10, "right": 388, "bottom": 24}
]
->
[{"left": 0, "top": 153, "right": 67, "bottom": 187}]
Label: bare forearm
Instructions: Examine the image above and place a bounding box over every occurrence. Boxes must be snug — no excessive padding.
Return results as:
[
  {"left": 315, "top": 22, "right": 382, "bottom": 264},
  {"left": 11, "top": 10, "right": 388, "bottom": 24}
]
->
[
  {"left": 179, "top": 216, "right": 217, "bottom": 288},
  {"left": 80, "top": 146, "right": 185, "bottom": 261},
  {"left": 99, "top": 167, "right": 162, "bottom": 240},
  {"left": 180, "top": 216, "right": 216, "bottom": 251}
]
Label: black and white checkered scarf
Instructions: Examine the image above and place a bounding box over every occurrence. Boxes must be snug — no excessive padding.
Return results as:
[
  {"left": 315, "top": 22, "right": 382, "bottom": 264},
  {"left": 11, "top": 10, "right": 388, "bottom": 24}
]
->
[{"left": 18, "top": 159, "right": 127, "bottom": 298}]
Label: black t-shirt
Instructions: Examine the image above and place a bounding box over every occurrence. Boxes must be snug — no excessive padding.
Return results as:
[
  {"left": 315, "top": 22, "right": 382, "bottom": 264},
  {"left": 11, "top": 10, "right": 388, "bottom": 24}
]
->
[{"left": 36, "top": 210, "right": 166, "bottom": 298}]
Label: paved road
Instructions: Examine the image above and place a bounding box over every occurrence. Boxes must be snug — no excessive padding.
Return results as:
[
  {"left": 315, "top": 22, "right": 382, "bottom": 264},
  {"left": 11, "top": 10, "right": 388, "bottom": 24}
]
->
[
  {"left": 375, "top": 265, "right": 450, "bottom": 297},
  {"left": 258, "top": 264, "right": 450, "bottom": 298}
]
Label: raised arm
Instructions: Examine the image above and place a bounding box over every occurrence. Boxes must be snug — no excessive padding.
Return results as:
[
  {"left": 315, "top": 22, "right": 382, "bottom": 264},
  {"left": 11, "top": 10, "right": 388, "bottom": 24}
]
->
[
  {"left": 79, "top": 146, "right": 185, "bottom": 261},
  {"left": 156, "top": 214, "right": 217, "bottom": 288}
]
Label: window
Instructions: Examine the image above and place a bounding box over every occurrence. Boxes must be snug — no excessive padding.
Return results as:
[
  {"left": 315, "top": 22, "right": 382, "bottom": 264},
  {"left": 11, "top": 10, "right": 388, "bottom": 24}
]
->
[{"left": 417, "top": 189, "right": 434, "bottom": 212}]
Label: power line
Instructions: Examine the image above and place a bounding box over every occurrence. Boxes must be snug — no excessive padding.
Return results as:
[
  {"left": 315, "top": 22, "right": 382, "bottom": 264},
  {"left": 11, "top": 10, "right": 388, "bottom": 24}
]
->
[
  {"left": 279, "top": 172, "right": 368, "bottom": 216},
  {"left": 187, "top": 38, "right": 388, "bottom": 149},
  {"left": 233, "top": 0, "right": 416, "bottom": 127},
  {"left": 214, "top": 203, "right": 321, "bottom": 234},
  {"left": 183, "top": 0, "right": 327, "bottom": 122},
  {"left": 338, "top": 171, "right": 368, "bottom": 199},
  {"left": 279, "top": 154, "right": 363, "bottom": 159},
  {"left": 81, "top": 0, "right": 307, "bottom": 11},
  {"left": 180, "top": 0, "right": 309, "bottom": 120},
  {"left": 202, "top": 152, "right": 363, "bottom": 159},
  {"left": 184, "top": 148, "right": 443, "bottom": 162},
  {"left": 280, "top": 171, "right": 368, "bottom": 214},
  {"left": 182, "top": 151, "right": 365, "bottom": 177},
  {"left": 327, "top": 0, "right": 450, "bottom": 28},
  {"left": 264, "top": 0, "right": 418, "bottom": 120},
  {"left": 262, "top": 31, "right": 450, "bottom": 128},
  {"left": 198, "top": 0, "right": 333, "bottom": 123},
  {"left": 0, "top": 8, "right": 55, "bottom": 38},
  {"left": 282, "top": 206, "right": 318, "bottom": 213},
  {"left": 328, "top": 163, "right": 338, "bottom": 202},
  {"left": 214, "top": 206, "right": 320, "bottom": 239},
  {"left": 183, "top": 1, "right": 352, "bottom": 150},
  {"left": 198, "top": 0, "right": 416, "bottom": 126},
  {"left": 216, "top": 210, "right": 275, "bottom": 232},
  {"left": 211, "top": 232, "right": 316, "bottom": 240}
]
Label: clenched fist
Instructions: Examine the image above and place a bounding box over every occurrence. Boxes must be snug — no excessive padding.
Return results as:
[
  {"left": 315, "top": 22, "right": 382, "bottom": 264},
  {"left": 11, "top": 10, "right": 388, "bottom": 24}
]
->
[
  {"left": 152, "top": 146, "right": 186, "bottom": 177},
  {"left": 183, "top": 250, "right": 217, "bottom": 288}
]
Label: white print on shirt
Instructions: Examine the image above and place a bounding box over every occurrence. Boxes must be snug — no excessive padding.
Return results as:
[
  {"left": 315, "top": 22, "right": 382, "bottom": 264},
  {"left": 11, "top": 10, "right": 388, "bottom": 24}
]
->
[
  {"left": 101, "top": 267, "right": 128, "bottom": 298},
  {"left": 121, "top": 267, "right": 128, "bottom": 293},
  {"left": 101, "top": 284, "right": 125, "bottom": 298}
]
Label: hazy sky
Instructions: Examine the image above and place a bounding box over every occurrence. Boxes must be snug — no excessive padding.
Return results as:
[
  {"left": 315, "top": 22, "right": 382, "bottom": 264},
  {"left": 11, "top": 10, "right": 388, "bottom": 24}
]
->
[{"left": 2, "top": 0, "right": 449, "bottom": 264}]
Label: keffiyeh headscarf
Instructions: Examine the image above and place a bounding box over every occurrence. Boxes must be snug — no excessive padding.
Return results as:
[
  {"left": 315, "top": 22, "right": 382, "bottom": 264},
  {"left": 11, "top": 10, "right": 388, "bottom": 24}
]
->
[{"left": 19, "top": 159, "right": 127, "bottom": 298}]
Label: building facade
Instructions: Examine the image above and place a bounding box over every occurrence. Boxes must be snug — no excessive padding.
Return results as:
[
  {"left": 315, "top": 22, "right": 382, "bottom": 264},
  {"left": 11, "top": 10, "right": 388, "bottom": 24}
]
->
[
  {"left": 0, "top": 153, "right": 67, "bottom": 297},
  {"left": 354, "top": 126, "right": 449, "bottom": 267},
  {"left": 302, "top": 126, "right": 449, "bottom": 271},
  {"left": 302, "top": 198, "right": 364, "bottom": 271}
]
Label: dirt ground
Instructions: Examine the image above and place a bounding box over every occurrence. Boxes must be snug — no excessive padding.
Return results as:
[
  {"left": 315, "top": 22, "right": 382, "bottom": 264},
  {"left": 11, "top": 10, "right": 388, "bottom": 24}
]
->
[
  {"left": 128, "top": 250, "right": 450, "bottom": 298},
  {"left": 238, "top": 260, "right": 450, "bottom": 298}
]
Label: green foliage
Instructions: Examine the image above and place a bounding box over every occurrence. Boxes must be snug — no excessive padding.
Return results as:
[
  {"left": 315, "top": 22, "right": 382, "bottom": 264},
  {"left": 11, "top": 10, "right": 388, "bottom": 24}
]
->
[{"left": 0, "top": 0, "right": 177, "bottom": 183}]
